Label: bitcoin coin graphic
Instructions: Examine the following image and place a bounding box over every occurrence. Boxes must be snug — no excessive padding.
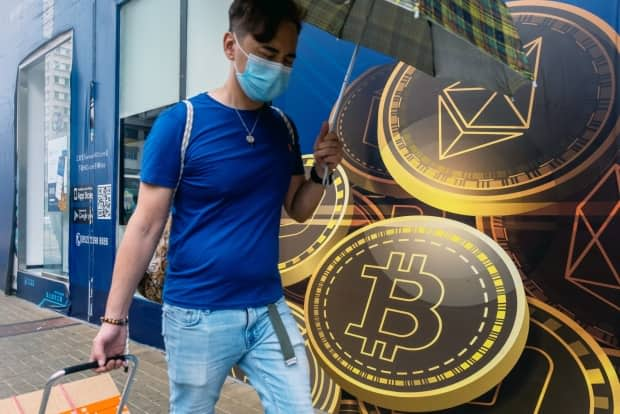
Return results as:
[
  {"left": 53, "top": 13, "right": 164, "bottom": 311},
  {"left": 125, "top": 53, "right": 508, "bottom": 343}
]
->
[
  {"left": 231, "top": 301, "right": 341, "bottom": 413},
  {"left": 332, "top": 64, "right": 409, "bottom": 198},
  {"left": 443, "top": 298, "right": 620, "bottom": 413},
  {"left": 348, "top": 299, "right": 619, "bottom": 414},
  {"left": 378, "top": 1, "right": 619, "bottom": 215},
  {"left": 279, "top": 155, "right": 352, "bottom": 286},
  {"left": 306, "top": 216, "right": 529, "bottom": 411}
]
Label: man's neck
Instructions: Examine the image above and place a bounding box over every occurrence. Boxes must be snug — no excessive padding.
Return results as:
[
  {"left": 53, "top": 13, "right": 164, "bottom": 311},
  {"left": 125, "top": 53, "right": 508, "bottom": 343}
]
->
[{"left": 211, "top": 74, "right": 264, "bottom": 111}]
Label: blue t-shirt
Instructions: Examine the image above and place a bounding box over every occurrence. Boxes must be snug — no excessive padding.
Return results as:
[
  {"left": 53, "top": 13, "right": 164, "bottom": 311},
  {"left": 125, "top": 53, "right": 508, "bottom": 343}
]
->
[{"left": 140, "top": 93, "right": 304, "bottom": 309}]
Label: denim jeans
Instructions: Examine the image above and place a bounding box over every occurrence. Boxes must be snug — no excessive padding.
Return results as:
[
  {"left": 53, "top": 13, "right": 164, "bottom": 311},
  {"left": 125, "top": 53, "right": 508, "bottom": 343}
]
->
[{"left": 162, "top": 296, "right": 313, "bottom": 414}]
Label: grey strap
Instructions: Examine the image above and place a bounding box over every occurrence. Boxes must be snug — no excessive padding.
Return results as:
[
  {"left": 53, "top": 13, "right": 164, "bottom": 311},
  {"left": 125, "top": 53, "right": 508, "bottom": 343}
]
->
[
  {"left": 269, "top": 108, "right": 298, "bottom": 366},
  {"left": 172, "top": 100, "right": 194, "bottom": 199},
  {"left": 271, "top": 106, "right": 296, "bottom": 147},
  {"left": 267, "top": 304, "right": 297, "bottom": 367}
]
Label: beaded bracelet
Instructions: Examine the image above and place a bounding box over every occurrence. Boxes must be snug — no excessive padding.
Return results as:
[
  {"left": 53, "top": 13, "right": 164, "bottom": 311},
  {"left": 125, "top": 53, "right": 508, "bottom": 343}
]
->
[{"left": 100, "top": 316, "right": 129, "bottom": 326}]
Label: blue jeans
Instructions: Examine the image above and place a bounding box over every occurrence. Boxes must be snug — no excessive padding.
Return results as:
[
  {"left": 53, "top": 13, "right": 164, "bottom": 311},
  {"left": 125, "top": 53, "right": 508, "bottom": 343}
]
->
[{"left": 162, "top": 296, "right": 313, "bottom": 414}]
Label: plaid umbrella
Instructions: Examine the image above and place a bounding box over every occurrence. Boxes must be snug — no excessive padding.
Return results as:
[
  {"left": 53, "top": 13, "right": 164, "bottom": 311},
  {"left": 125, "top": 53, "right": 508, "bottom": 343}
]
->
[{"left": 298, "top": 0, "right": 533, "bottom": 97}]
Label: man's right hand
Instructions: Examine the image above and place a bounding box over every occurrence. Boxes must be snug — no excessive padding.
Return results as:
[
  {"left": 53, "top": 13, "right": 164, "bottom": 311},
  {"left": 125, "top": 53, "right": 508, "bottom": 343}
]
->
[{"left": 90, "top": 323, "right": 128, "bottom": 372}]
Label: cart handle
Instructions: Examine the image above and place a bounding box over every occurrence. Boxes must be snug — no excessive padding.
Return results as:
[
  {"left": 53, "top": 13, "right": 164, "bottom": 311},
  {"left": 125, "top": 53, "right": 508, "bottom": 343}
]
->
[
  {"left": 63, "top": 354, "right": 130, "bottom": 374},
  {"left": 38, "top": 354, "right": 138, "bottom": 414}
]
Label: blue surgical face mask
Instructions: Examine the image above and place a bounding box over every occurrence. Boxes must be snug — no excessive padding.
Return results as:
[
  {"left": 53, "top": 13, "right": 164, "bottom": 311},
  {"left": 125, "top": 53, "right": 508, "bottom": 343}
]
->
[{"left": 234, "top": 34, "right": 292, "bottom": 103}]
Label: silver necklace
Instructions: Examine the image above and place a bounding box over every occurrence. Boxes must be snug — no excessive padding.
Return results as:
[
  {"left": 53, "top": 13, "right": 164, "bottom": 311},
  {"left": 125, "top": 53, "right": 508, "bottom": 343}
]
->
[{"left": 234, "top": 108, "right": 262, "bottom": 145}]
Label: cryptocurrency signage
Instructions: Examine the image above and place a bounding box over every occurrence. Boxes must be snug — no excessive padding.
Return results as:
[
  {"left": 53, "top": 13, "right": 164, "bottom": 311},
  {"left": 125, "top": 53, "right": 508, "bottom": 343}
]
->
[
  {"left": 351, "top": 298, "right": 619, "bottom": 413},
  {"left": 377, "top": 1, "right": 619, "bottom": 216},
  {"left": 333, "top": 64, "right": 409, "bottom": 198},
  {"left": 305, "top": 217, "right": 529, "bottom": 411}
]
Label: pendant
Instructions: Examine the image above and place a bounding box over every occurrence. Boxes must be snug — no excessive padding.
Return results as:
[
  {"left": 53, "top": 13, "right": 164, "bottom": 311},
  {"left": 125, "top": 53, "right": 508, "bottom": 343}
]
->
[{"left": 246, "top": 135, "right": 255, "bottom": 145}]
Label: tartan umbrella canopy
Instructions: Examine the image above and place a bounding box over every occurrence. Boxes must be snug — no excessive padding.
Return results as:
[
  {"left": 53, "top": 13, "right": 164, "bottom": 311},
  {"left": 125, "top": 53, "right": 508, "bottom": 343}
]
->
[{"left": 298, "top": 0, "right": 533, "bottom": 98}]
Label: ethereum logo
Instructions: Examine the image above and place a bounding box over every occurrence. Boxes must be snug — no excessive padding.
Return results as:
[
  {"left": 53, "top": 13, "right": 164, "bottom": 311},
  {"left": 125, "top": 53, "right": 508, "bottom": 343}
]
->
[
  {"left": 565, "top": 164, "right": 620, "bottom": 311},
  {"left": 438, "top": 38, "right": 542, "bottom": 160}
]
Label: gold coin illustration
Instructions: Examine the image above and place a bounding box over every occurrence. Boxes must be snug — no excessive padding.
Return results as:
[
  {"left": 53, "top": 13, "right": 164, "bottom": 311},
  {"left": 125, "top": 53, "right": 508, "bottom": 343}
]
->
[
  {"left": 306, "top": 216, "right": 529, "bottom": 411},
  {"left": 350, "top": 298, "right": 619, "bottom": 413},
  {"left": 378, "top": 1, "right": 619, "bottom": 215}
]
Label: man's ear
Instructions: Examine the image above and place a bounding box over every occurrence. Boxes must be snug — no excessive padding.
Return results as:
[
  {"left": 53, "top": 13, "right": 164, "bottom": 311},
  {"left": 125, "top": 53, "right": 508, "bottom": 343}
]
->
[{"left": 223, "top": 32, "right": 235, "bottom": 61}]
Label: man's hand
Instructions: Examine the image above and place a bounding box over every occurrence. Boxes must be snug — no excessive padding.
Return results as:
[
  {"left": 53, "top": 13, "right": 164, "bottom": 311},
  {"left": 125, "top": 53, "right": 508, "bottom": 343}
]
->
[
  {"left": 90, "top": 323, "right": 128, "bottom": 372},
  {"left": 313, "top": 121, "right": 343, "bottom": 175}
]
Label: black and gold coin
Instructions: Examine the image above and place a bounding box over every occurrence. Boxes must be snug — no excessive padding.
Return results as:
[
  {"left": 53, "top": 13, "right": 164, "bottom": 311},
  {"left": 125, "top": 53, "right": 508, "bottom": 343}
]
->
[
  {"left": 306, "top": 216, "right": 529, "bottom": 411},
  {"left": 476, "top": 163, "right": 620, "bottom": 352},
  {"left": 346, "top": 298, "right": 619, "bottom": 413},
  {"left": 378, "top": 1, "right": 619, "bottom": 215},
  {"left": 332, "top": 64, "right": 408, "bottom": 198},
  {"left": 279, "top": 155, "right": 353, "bottom": 286},
  {"left": 231, "top": 300, "right": 341, "bottom": 413}
]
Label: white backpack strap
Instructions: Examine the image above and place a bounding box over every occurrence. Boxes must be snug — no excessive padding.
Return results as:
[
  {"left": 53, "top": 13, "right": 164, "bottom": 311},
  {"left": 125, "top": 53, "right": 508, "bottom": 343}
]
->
[
  {"left": 271, "top": 106, "right": 296, "bottom": 147},
  {"left": 173, "top": 100, "right": 194, "bottom": 198}
]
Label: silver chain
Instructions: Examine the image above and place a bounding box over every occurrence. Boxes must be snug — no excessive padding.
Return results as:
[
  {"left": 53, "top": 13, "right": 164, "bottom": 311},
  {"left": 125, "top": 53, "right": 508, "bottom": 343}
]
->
[{"left": 234, "top": 108, "right": 262, "bottom": 144}]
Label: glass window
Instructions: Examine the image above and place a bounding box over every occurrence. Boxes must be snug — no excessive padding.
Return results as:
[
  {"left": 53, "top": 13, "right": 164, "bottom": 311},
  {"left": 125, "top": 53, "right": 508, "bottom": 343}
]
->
[
  {"left": 16, "top": 35, "right": 73, "bottom": 278},
  {"left": 186, "top": 0, "right": 232, "bottom": 97},
  {"left": 119, "top": 106, "right": 165, "bottom": 225},
  {"left": 55, "top": 75, "right": 67, "bottom": 86},
  {"left": 119, "top": 0, "right": 180, "bottom": 118}
]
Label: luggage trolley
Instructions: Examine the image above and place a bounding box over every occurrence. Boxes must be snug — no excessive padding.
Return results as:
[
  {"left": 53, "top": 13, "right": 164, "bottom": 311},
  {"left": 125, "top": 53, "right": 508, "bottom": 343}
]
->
[{"left": 38, "top": 354, "right": 138, "bottom": 414}]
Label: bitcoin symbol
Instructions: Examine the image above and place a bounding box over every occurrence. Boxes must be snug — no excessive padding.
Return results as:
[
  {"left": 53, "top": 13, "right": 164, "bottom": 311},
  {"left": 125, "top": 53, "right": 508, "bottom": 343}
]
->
[
  {"left": 306, "top": 217, "right": 529, "bottom": 410},
  {"left": 345, "top": 252, "right": 444, "bottom": 362}
]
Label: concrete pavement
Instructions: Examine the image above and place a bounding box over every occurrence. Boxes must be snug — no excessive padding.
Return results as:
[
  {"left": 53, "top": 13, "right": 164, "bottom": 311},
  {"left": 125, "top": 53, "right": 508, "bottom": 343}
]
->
[{"left": 0, "top": 292, "right": 266, "bottom": 414}]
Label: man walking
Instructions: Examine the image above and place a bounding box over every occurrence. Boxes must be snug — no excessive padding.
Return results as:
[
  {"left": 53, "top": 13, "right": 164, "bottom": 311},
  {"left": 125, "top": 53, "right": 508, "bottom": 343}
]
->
[{"left": 90, "top": 1, "right": 342, "bottom": 412}]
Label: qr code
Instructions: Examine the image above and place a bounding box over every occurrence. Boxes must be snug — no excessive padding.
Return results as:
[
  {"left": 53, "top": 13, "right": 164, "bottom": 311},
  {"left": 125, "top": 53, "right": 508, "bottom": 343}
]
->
[{"left": 97, "top": 184, "right": 112, "bottom": 220}]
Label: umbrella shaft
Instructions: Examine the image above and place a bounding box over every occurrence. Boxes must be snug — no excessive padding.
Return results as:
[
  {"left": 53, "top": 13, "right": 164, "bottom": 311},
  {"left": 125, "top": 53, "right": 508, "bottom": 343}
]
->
[
  {"left": 332, "top": 42, "right": 361, "bottom": 128},
  {"left": 330, "top": 0, "right": 375, "bottom": 130}
]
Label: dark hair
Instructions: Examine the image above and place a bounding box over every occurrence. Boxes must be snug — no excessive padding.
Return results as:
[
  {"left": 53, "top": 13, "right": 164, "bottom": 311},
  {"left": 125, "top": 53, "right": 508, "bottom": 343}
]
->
[{"left": 229, "top": 0, "right": 306, "bottom": 43}]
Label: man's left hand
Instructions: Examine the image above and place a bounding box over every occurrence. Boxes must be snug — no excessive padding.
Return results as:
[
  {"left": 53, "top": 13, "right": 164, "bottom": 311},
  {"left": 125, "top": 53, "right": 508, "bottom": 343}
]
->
[{"left": 313, "top": 121, "right": 343, "bottom": 176}]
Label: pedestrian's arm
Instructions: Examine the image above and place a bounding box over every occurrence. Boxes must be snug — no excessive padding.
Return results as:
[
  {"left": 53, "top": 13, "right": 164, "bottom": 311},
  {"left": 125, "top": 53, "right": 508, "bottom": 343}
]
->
[
  {"left": 284, "top": 121, "right": 342, "bottom": 222},
  {"left": 103, "top": 182, "right": 173, "bottom": 319},
  {"left": 283, "top": 174, "right": 325, "bottom": 222}
]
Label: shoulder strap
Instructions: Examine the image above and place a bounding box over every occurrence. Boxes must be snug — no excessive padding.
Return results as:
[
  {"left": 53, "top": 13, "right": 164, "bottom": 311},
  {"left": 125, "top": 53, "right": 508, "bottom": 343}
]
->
[
  {"left": 271, "top": 106, "right": 296, "bottom": 147},
  {"left": 173, "top": 100, "right": 194, "bottom": 198}
]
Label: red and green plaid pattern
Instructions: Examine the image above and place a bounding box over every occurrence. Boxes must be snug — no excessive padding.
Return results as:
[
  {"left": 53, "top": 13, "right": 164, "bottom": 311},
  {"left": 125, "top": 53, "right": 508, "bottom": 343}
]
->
[{"left": 419, "top": 0, "right": 532, "bottom": 79}]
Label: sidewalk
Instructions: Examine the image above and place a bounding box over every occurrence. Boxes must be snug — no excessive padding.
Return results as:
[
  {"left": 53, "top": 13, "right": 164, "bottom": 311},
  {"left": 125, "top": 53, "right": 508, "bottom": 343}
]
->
[{"left": 0, "top": 293, "right": 264, "bottom": 414}]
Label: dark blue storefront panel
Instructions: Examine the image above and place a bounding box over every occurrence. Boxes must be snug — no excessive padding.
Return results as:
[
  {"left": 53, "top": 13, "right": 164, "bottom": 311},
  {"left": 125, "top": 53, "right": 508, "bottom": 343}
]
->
[
  {"left": 16, "top": 271, "right": 70, "bottom": 313},
  {"left": 69, "top": 0, "right": 119, "bottom": 322}
]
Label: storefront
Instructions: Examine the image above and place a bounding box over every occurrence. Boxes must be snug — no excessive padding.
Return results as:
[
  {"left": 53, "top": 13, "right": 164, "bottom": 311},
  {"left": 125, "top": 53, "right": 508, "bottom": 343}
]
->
[{"left": 2, "top": 0, "right": 123, "bottom": 332}]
